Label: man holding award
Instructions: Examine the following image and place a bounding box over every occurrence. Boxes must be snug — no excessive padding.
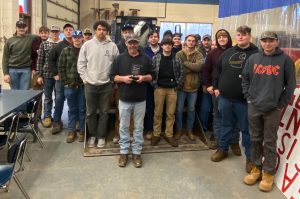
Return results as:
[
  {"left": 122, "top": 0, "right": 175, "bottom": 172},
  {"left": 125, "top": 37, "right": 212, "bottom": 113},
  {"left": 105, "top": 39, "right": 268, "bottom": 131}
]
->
[{"left": 110, "top": 34, "right": 156, "bottom": 168}]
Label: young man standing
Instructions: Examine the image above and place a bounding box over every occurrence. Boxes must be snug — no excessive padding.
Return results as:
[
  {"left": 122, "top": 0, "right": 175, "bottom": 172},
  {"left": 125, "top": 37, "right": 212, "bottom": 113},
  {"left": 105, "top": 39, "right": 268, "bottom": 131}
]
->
[
  {"left": 212, "top": 26, "right": 258, "bottom": 173},
  {"left": 117, "top": 23, "right": 134, "bottom": 54},
  {"left": 48, "top": 23, "right": 74, "bottom": 134},
  {"left": 83, "top": 28, "right": 93, "bottom": 43},
  {"left": 242, "top": 31, "right": 295, "bottom": 192},
  {"left": 78, "top": 21, "right": 119, "bottom": 148},
  {"left": 110, "top": 34, "right": 155, "bottom": 168},
  {"left": 36, "top": 25, "right": 61, "bottom": 128},
  {"left": 2, "top": 20, "right": 37, "bottom": 90},
  {"left": 172, "top": 33, "right": 182, "bottom": 54},
  {"left": 144, "top": 31, "right": 162, "bottom": 140},
  {"left": 151, "top": 38, "right": 183, "bottom": 147},
  {"left": 175, "top": 34, "right": 204, "bottom": 140},
  {"left": 202, "top": 29, "right": 234, "bottom": 150},
  {"left": 58, "top": 30, "right": 86, "bottom": 143}
]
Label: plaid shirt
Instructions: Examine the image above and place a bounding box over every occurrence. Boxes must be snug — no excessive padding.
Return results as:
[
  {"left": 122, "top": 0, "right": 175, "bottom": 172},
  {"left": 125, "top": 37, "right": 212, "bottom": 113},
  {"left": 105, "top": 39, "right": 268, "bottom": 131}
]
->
[
  {"left": 58, "top": 46, "right": 83, "bottom": 87},
  {"left": 36, "top": 39, "right": 60, "bottom": 78},
  {"left": 151, "top": 53, "right": 183, "bottom": 89}
]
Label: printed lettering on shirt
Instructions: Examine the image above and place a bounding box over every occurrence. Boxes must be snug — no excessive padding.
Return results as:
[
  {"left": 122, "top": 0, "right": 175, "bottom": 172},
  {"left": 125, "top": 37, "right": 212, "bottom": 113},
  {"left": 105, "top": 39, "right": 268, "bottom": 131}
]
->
[
  {"left": 229, "top": 52, "right": 247, "bottom": 68},
  {"left": 253, "top": 64, "right": 280, "bottom": 76}
]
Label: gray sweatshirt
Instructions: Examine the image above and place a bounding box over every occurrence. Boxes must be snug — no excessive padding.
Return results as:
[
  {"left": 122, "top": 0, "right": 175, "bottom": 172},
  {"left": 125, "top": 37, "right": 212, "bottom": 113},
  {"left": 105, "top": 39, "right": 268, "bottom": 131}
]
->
[{"left": 77, "top": 37, "right": 119, "bottom": 85}]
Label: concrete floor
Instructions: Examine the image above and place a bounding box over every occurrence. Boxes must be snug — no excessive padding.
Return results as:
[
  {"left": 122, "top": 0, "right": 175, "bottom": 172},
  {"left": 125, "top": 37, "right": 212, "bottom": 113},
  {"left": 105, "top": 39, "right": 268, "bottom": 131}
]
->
[{"left": 0, "top": 125, "right": 285, "bottom": 199}]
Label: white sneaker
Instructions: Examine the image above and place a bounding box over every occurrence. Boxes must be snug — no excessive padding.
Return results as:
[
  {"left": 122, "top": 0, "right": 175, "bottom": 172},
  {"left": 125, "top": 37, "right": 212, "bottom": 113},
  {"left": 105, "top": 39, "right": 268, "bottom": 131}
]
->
[
  {"left": 97, "top": 138, "right": 106, "bottom": 148},
  {"left": 87, "top": 137, "right": 96, "bottom": 148}
]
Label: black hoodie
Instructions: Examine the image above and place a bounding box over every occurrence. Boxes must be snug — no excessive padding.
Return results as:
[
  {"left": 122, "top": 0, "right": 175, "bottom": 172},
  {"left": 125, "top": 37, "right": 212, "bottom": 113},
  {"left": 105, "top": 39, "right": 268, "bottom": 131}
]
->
[
  {"left": 203, "top": 29, "right": 232, "bottom": 87},
  {"left": 242, "top": 48, "right": 296, "bottom": 112},
  {"left": 213, "top": 43, "right": 259, "bottom": 101}
]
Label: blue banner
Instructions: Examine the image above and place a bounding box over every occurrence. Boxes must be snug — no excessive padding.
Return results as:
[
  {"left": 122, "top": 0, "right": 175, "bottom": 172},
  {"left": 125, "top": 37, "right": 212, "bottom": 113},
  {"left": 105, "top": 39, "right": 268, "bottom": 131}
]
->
[
  {"left": 106, "top": 0, "right": 218, "bottom": 5},
  {"left": 219, "top": 0, "right": 300, "bottom": 18}
]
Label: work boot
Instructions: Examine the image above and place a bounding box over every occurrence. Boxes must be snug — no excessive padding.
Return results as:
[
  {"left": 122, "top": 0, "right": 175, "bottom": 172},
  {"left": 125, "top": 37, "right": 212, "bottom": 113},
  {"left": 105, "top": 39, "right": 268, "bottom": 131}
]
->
[
  {"left": 243, "top": 166, "right": 262, "bottom": 185},
  {"left": 175, "top": 130, "right": 183, "bottom": 140},
  {"left": 52, "top": 122, "right": 62, "bottom": 135},
  {"left": 132, "top": 154, "right": 142, "bottom": 168},
  {"left": 246, "top": 158, "right": 254, "bottom": 173},
  {"left": 66, "top": 132, "right": 76, "bottom": 143},
  {"left": 43, "top": 117, "right": 52, "bottom": 128},
  {"left": 77, "top": 132, "right": 85, "bottom": 142},
  {"left": 187, "top": 131, "right": 195, "bottom": 141},
  {"left": 113, "top": 135, "right": 120, "bottom": 144},
  {"left": 230, "top": 143, "right": 242, "bottom": 156},
  {"left": 118, "top": 154, "right": 128, "bottom": 167},
  {"left": 259, "top": 172, "right": 275, "bottom": 192},
  {"left": 211, "top": 149, "right": 228, "bottom": 162},
  {"left": 145, "top": 132, "right": 152, "bottom": 140},
  {"left": 151, "top": 136, "right": 160, "bottom": 146},
  {"left": 165, "top": 136, "right": 178, "bottom": 147}
]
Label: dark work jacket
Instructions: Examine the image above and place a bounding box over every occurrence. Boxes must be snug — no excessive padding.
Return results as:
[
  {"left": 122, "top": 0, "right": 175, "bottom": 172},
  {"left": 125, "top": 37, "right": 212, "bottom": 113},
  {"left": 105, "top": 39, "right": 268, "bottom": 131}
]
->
[
  {"left": 242, "top": 48, "right": 296, "bottom": 112},
  {"left": 48, "top": 39, "right": 72, "bottom": 75}
]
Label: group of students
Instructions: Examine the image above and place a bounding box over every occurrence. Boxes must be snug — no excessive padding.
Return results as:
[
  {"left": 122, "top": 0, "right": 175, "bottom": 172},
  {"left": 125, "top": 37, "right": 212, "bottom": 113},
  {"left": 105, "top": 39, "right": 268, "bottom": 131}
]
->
[{"left": 2, "top": 19, "right": 296, "bottom": 192}]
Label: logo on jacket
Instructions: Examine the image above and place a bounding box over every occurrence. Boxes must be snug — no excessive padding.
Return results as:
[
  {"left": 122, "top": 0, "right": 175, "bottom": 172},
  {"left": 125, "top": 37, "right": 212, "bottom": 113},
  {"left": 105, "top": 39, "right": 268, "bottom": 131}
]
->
[
  {"left": 104, "top": 50, "right": 110, "bottom": 56},
  {"left": 253, "top": 64, "right": 280, "bottom": 76},
  {"left": 229, "top": 52, "right": 247, "bottom": 68}
]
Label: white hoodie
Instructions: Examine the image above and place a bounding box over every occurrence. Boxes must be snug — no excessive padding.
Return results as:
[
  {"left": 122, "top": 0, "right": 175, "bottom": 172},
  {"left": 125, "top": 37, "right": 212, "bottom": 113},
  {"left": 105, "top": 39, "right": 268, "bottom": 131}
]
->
[{"left": 77, "top": 37, "right": 119, "bottom": 85}]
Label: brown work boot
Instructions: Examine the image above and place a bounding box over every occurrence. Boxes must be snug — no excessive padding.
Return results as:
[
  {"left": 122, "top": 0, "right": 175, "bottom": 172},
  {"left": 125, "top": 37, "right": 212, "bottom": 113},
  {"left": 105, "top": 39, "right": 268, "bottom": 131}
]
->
[
  {"left": 52, "top": 122, "right": 62, "bottom": 135},
  {"left": 230, "top": 143, "right": 242, "bottom": 156},
  {"left": 77, "top": 132, "right": 85, "bottom": 142},
  {"left": 243, "top": 166, "right": 262, "bottom": 185},
  {"left": 43, "top": 117, "right": 52, "bottom": 128},
  {"left": 151, "top": 136, "right": 160, "bottom": 146},
  {"left": 187, "top": 131, "right": 195, "bottom": 141},
  {"left": 145, "top": 132, "right": 152, "bottom": 140},
  {"left": 175, "top": 130, "right": 183, "bottom": 140},
  {"left": 246, "top": 158, "right": 254, "bottom": 173},
  {"left": 66, "top": 132, "right": 76, "bottom": 143},
  {"left": 165, "top": 136, "right": 178, "bottom": 147},
  {"left": 132, "top": 154, "right": 142, "bottom": 168},
  {"left": 113, "top": 135, "right": 120, "bottom": 144},
  {"left": 259, "top": 172, "right": 275, "bottom": 192},
  {"left": 118, "top": 154, "right": 128, "bottom": 167},
  {"left": 211, "top": 149, "right": 228, "bottom": 162}
]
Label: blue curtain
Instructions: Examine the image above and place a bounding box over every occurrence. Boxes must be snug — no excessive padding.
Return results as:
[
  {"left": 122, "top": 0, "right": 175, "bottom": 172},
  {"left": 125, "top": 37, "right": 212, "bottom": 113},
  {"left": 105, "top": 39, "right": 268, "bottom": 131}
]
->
[{"left": 219, "top": 0, "right": 300, "bottom": 18}]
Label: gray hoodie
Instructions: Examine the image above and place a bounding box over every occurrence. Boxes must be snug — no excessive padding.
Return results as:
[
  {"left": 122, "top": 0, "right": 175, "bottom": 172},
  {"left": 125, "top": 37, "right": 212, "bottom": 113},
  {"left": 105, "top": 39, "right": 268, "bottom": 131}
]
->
[
  {"left": 242, "top": 48, "right": 296, "bottom": 112},
  {"left": 77, "top": 37, "right": 119, "bottom": 85}
]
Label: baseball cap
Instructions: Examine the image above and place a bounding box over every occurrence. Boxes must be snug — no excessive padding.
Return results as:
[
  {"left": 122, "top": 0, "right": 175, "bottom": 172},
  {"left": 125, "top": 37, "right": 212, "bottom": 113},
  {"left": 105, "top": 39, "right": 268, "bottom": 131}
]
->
[
  {"left": 16, "top": 20, "right": 27, "bottom": 27},
  {"left": 72, "top": 30, "right": 83, "bottom": 37},
  {"left": 50, "top": 25, "right": 60, "bottom": 31},
  {"left": 83, "top": 28, "right": 92, "bottom": 34},
  {"left": 202, "top": 34, "right": 211, "bottom": 40},
  {"left": 121, "top": 23, "right": 134, "bottom": 31},
  {"left": 63, "top": 23, "right": 74, "bottom": 30},
  {"left": 260, "top": 31, "right": 278, "bottom": 40},
  {"left": 160, "top": 38, "right": 174, "bottom": 46},
  {"left": 126, "top": 34, "right": 139, "bottom": 43}
]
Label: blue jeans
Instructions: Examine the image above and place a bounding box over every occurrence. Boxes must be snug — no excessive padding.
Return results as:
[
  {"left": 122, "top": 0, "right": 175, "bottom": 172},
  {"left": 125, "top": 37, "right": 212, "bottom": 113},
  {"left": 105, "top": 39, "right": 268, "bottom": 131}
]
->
[
  {"left": 43, "top": 78, "right": 55, "bottom": 118},
  {"left": 213, "top": 96, "right": 239, "bottom": 143},
  {"left": 218, "top": 96, "right": 251, "bottom": 158},
  {"left": 119, "top": 100, "right": 146, "bottom": 155},
  {"left": 53, "top": 80, "right": 65, "bottom": 123},
  {"left": 64, "top": 87, "right": 86, "bottom": 132},
  {"left": 199, "top": 92, "right": 212, "bottom": 131},
  {"left": 9, "top": 67, "right": 31, "bottom": 90},
  {"left": 176, "top": 91, "right": 197, "bottom": 131}
]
